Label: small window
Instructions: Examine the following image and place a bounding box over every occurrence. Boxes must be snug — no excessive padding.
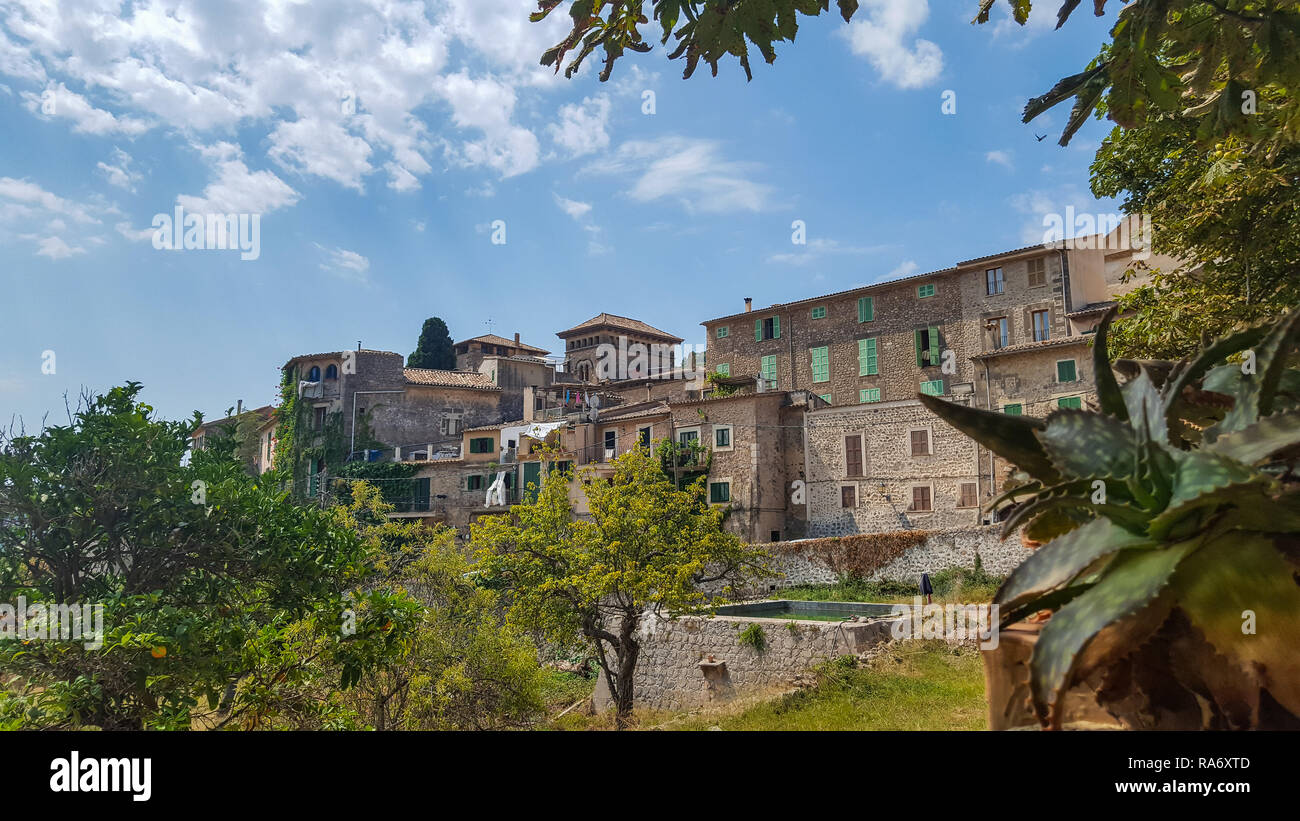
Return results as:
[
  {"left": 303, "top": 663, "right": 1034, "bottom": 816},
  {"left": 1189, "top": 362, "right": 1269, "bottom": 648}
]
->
[
  {"left": 860, "top": 388, "right": 881, "bottom": 403},
  {"left": 985, "top": 267, "right": 1004, "bottom": 295},
  {"left": 990, "top": 317, "right": 1009, "bottom": 350},
  {"left": 1003, "top": 403, "right": 1023, "bottom": 415},
  {"left": 915, "top": 327, "right": 940, "bottom": 367},
  {"left": 841, "top": 485, "right": 857, "bottom": 508},
  {"left": 811, "top": 305, "right": 827, "bottom": 319},
  {"left": 1027, "top": 257, "right": 1047, "bottom": 288},
  {"left": 466, "top": 475, "right": 485, "bottom": 491},
  {"left": 637, "top": 427, "right": 652, "bottom": 448},
  {"left": 308, "top": 366, "right": 321, "bottom": 381},
  {"left": 1058, "top": 396, "right": 1083, "bottom": 410},
  {"left": 709, "top": 481, "right": 731, "bottom": 504},
  {"left": 314, "top": 406, "right": 326, "bottom": 431},
  {"left": 716, "top": 363, "right": 730, "bottom": 377},
  {"left": 845, "top": 435, "right": 863, "bottom": 477},
  {"left": 909, "top": 486, "right": 933, "bottom": 512},
  {"left": 678, "top": 429, "right": 699, "bottom": 446},
  {"left": 917, "top": 283, "right": 935, "bottom": 299},
  {"left": 324, "top": 364, "right": 338, "bottom": 379},
  {"left": 760, "top": 355, "right": 778, "bottom": 390},
  {"left": 604, "top": 430, "right": 617, "bottom": 451},
  {"left": 819, "top": 393, "right": 832, "bottom": 404},
  {"left": 715, "top": 426, "right": 731, "bottom": 448},
  {"left": 755, "top": 316, "right": 781, "bottom": 341},
  {"left": 857, "top": 296, "right": 874, "bottom": 323},
  {"left": 909, "top": 429, "right": 930, "bottom": 456},
  {"left": 1057, "top": 359, "right": 1078, "bottom": 383},
  {"left": 959, "top": 482, "right": 978, "bottom": 508},
  {"left": 858, "top": 337, "right": 878, "bottom": 376},
  {"left": 810, "top": 346, "right": 830, "bottom": 383},
  {"left": 469, "top": 437, "right": 494, "bottom": 454},
  {"left": 1032, "top": 310, "right": 1051, "bottom": 342},
  {"left": 716, "top": 326, "right": 729, "bottom": 339},
  {"left": 920, "top": 380, "right": 944, "bottom": 396}
]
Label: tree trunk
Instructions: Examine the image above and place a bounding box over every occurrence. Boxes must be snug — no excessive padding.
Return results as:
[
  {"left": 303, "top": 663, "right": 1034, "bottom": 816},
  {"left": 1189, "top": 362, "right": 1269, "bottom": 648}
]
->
[{"left": 613, "top": 619, "right": 639, "bottom": 730}]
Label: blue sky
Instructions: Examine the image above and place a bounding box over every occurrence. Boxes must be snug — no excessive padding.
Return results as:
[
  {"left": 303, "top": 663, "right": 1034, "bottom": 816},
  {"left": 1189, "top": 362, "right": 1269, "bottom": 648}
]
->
[{"left": 0, "top": 0, "right": 1124, "bottom": 428}]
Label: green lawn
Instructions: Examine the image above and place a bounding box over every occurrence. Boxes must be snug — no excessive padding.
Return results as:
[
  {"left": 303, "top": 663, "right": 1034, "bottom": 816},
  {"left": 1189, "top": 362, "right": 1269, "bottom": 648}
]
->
[{"left": 667, "top": 641, "right": 987, "bottom": 731}]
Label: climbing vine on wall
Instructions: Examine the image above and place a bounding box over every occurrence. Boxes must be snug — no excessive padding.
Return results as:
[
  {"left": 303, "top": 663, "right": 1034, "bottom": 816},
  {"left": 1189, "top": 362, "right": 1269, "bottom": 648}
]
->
[{"left": 775, "top": 531, "right": 930, "bottom": 582}]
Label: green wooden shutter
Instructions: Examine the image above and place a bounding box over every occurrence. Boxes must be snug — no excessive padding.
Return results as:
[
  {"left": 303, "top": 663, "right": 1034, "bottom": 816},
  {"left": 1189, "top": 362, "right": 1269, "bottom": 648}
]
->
[
  {"left": 1057, "top": 360, "right": 1077, "bottom": 382},
  {"left": 858, "top": 338, "right": 878, "bottom": 376},
  {"left": 772, "top": 316, "right": 780, "bottom": 339},
  {"left": 914, "top": 330, "right": 923, "bottom": 367},
  {"left": 858, "top": 296, "right": 873, "bottom": 322},
  {"left": 929, "top": 326, "right": 939, "bottom": 366},
  {"left": 755, "top": 318, "right": 762, "bottom": 341}
]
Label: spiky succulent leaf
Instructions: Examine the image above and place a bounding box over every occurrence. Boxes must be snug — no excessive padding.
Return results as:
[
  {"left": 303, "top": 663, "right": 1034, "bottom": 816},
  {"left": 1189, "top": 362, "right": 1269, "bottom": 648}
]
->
[
  {"left": 918, "top": 394, "right": 1061, "bottom": 484},
  {"left": 1036, "top": 409, "right": 1136, "bottom": 479},
  {"left": 1001, "top": 488, "right": 1150, "bottom": 539},
  {"left": 1171, "top": 532, "right": 1300, "bottom": 720},
  {"left": 1091, "top": 307, "right": 1128, "bottom": 421},
  {"left": 1162, "top": 322, "right": 1271, "bottom": 412},
  {"left": 1204, "top": 411, "right": 1300, "bottom": 465},
  {"left": 1030, "top": 540, "right": 1199, "bottom": 728},
  {"left": 985, "top": 479, "right": 1042, "bottom": 514},
  {"left": 1144, "top": 453, "right": 1273, "bottom": 542},
  {"left": 996, "top": 517, "right": 1152, "bottom": 621},
  {"left": 1123, "top": 370, "right": 1168, "bottom": 445},
  {"left": 1206, "top": 311, "right": 1300, "bottom": 440},
  {"left": 1023, "top": 506, "right": 1090, "bottom": 543}
]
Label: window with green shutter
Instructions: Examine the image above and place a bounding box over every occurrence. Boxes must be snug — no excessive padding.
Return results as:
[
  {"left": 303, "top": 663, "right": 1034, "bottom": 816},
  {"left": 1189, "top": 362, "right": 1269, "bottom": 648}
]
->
[
  {"left": 1056, "top": 359, "right": 1077, "bottom": 382},
  {"left": 1003, "top": 403, "right": 1023, "bottom": 415},
  {"left": 860, "top": 388, "right": 881, "bottom": 403},
  {"left": 857, "top": 296, "right": 874, "bottom": 322},
  {"left": 917, "top": 283, "right": 935, "bottom": 298},
  {"left": 716, "top": 363, "right": 730, "bottom": 377},
  {"left": 716, "top": 326, "right": 729, "bottom": 339},
  {"left": 858, "top": 337, "right": 878, "bottom": 375},
  {"left": 915, "top": 326, "right": 940, "bottom": 366},
  {"left": 755, "top": 315, "right": 781, "bottom": 340},
  {"left": 1058, "top": 396, "right": 1083, "bottom": 410},
  {"left": 709, "top": 481, "right": 731, "bottom": 503},
  {"left": 760, "top": 355, "right": 778, "bottom": 389},
  {"left": 920, "top": 380, "right": 944, "bottom": 396},
  {"left": 819, "top": 394, "right": 832, "bottom": 404},
  {"left": 811, "top": 305, "right": 826, "bottom": 319},
  {"left": 810, "top": 346, "right": 829, "bottom": 383},
  {"left": 469, "top": 437, "right": 494, "bottom": 454}
]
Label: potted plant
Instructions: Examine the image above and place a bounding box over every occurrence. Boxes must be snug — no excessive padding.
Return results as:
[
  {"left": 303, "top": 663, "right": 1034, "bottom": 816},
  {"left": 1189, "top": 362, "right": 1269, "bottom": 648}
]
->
[{"left": 920, "top": 308, "right": 1300, "bottom": 730}]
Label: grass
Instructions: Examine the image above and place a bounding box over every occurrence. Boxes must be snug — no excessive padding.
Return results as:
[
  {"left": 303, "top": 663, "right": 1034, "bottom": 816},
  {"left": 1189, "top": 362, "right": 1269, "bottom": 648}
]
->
[
  {"left": 779, "top": 566, "right": 1004, "bottom": 606},
  {"left": 668, "top": 641, "right": 987, "bottom": 731}
]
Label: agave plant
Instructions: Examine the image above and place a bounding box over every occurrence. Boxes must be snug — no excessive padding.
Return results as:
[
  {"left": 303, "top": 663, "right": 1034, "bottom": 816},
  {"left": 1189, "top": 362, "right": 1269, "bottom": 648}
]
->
[{"left": 919, "top": 308, "right": 1300, "bottom": 729}]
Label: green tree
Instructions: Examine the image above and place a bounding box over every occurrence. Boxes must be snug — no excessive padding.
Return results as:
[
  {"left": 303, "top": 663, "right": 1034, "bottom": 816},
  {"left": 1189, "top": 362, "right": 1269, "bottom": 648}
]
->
[
  {"left": 472, "top": 447, "right": 769, "bottom": 729},
  {"left": 407, "top": 317, "right": 456, "bottom": 370},
  {"left": 0, "top": 384, "right": 405, "bottom": 730}
]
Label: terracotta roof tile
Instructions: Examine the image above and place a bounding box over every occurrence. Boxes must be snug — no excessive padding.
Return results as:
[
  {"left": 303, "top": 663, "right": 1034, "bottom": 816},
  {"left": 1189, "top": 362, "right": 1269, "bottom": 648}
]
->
[
  {"left": 557, "top": 313, "right": 683, "bottom": 342},
  {"left": 403, "top": 368, "right": 500, "bottom": 390}
]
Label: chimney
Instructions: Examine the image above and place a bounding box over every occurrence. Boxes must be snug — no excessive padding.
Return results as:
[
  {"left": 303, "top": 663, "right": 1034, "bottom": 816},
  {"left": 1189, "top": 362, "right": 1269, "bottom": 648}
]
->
[
  {"left": 744, "top": 297, "right": 753, "bottom": 313},
  {"left": 514, "top": 332, "right": 521, "bottom": 346},
  {"left": 237, "top": 399, "right": 243, "bottom": 415}
]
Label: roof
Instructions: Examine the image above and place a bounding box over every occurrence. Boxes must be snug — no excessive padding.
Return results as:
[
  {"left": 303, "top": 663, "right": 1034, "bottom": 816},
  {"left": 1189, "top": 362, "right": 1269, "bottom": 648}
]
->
[
  {"left": 700, "top": 267, "right": 958, "bottom": 325},
  {"left": 455, "top": 333, "right": 550, "bottom": 355},
  {"left": 1066, "top": 301, "right": 1118, "bottom": 318},
  {"left": 971, "top": 336, "right": 1090, "bottom": 359},
  {"left": 194, "top": 404, "right": 275, "bottom": 432},
  {"left": 556, "top": 313, "right": 683, "bottom": 343},
  {"left": 403, "top": 368, "right": 501, "bottom": 391},
  {"left": 956, "top": 242, "right": 1056, "bottom": 267},
  {"left": 465, "top": 419, "right": 526, "bottom": 432},
  {"left": 284, "top": 349, "right": 393, "bottom": 367},
  {"left": 598, "top": 401, "right": 672, "bottom": 422},
  {"left": 669, "top": 390, "right": 788, "bottom": 408}
]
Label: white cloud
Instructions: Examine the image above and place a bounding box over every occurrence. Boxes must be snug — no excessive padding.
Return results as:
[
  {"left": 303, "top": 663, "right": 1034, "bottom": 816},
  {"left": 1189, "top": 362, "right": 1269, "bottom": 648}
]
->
[
  {"left": 269, "top": 118, "right": 374, "bottom": 191},
  {"left": 553, "top": 193, "right": 592, "bottom": 220},
  {"left": 34, "top": 236, "right": 86, "bottom": 259},
  {"left": 1009, "top": 184, "right": 1115, "bottom": 245},
  {"left": 887, "top": 260, "right": 919, "bottom": 278},
  {"left": 22, "top": 82, "right": 150, "bottom": 135},
  {"left": 440, "top": 71, "right": 540, "bottom": 178},
  {"left": 768, "top": 238, "right": 894, "bottom": 266},
  {"left": 548, "top": 94, "right": 611, "bottom": 158},
  {"left": 96, "top": 147, "right": 142, "bottom": 192},
  {"left": 115, "top": 221, "right": 153, "bottom": 242},
  {"left": 176, "top": 142, "right": 300, "bottom": 215},
  {"left": 985, "top": 150, "right": 1014, "bottom": 170},
  {"left": 0, "top": 177, "right": 98, "bottom": 224},
  {"left": 839, "top": 0, "right": 943, "bottom": 89},
  {"left": 316, "top": 243, "right": 371, "bottom": 282},
  {"left": 592, "top": 136, "right": 773, "bottom": 214}
]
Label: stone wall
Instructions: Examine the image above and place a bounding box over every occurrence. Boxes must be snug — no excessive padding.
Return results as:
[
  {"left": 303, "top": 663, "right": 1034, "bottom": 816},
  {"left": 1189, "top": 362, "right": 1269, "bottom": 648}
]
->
[{"left": 596, "top": 613, "right": 895, "bottom": 712}]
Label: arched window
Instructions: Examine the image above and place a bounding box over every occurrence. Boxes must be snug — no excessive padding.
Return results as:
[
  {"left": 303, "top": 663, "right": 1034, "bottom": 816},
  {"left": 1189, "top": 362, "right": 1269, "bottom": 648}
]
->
[
  {"left": 325, "top": 364, "right": 338, "bottom": 379},
  {"left": 308, "top": 366, "right": 321, "bottom": 381}
]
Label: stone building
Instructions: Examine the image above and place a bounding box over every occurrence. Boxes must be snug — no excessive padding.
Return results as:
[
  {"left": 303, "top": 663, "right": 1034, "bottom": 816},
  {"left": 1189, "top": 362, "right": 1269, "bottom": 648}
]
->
[
  {"left": 702, "top": 220, "right": 1171, "bottom": 533},
  {"left": 453, "top": 332, "right": 550, "bottom": 371},
  {"left": 557, "top": 313, "right": 684, "bottom": 382}
]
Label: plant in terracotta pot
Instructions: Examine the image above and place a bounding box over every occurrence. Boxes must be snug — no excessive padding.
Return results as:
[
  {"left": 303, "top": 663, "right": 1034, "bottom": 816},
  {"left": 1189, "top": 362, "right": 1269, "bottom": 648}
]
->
[{"left": 919, "top": 307, "right": 1300, "bottom": 729}]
